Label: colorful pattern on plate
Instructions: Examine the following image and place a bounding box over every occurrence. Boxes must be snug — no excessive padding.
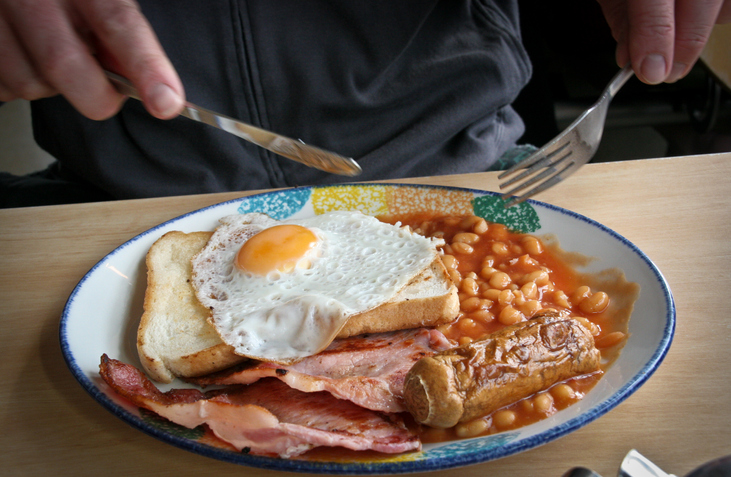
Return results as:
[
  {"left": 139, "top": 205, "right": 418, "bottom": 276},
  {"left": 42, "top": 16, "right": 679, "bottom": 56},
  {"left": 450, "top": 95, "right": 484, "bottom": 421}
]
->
[
  {"left": 237, "top": 188, "right": 311, "bottom": 220},
  {"left": 236, "top": 184, "right": 541, "bottom": 233},
  {"left": 472, "top": 195, "right": 540, "bottom": 233},
  {"left": 422, "top": 431, "right": 519, "bottom": 459}
]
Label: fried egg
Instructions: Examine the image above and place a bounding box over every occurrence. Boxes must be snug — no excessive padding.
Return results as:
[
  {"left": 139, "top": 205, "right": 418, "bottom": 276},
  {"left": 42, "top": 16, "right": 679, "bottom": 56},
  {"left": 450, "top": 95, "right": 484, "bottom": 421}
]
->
[{"left": 191, "top": 211, "right": 441, "bottom": 363}]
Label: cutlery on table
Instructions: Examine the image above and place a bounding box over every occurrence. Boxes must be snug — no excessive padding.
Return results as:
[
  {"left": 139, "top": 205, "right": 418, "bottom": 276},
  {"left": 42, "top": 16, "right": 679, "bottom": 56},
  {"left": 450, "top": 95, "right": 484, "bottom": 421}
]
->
[
  {"left": 499, "top": 64, "right": 634, "bottom": 207},
  {"left": 619, "top": 449, "right": 677, "bottom": 477},
  {"left": 563, "top": 449, "right": 731, "bottom": 477},
  {"left": 105, "top": 71, "right": 362, "bottom": 177}
]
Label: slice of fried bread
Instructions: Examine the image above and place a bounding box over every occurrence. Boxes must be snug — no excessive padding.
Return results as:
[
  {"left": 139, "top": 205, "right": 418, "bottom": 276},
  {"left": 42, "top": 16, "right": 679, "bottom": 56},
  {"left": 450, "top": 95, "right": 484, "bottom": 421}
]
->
[
  {"left": 137, "top": 231, "right": 247, "bottom": 383},
  {"left": 138, "top": 230, "right": 458, "bottom": 382}
]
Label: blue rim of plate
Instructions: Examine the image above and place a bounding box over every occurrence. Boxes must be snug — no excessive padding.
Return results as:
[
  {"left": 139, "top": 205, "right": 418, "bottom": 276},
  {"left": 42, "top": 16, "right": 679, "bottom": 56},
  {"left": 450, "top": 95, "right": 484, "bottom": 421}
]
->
[{"left": 59, "top": 183, "right": 675, "bottom": 474}]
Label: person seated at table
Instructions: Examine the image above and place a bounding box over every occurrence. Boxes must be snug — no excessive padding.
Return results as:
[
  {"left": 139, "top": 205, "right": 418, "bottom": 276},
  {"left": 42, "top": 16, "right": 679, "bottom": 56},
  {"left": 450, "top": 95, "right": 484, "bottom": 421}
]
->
[{"left": 0, "top": 0, "right": 729, "bottom": 208}]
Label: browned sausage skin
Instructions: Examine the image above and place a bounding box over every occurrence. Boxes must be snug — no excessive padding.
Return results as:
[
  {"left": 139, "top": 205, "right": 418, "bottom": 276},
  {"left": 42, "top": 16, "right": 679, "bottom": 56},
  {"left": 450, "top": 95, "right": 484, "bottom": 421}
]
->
[{"left": 403, "top": 310, "right": 601, "bottom": 428}]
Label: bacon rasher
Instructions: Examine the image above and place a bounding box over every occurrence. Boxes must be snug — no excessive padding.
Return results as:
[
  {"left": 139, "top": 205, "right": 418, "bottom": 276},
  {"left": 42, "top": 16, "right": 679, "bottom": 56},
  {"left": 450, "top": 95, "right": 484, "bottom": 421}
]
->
[
  {"left": 99, "top": 355, "right": 420, "bottom": 458},
  {"left": 189, "top": 328, "right": 452, "bottom": 413}
]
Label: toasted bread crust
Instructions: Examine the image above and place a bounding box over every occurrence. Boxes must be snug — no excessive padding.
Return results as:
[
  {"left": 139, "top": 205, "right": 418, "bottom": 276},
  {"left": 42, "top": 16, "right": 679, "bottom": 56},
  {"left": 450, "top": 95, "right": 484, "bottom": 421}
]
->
[
  {"left": 137, "top": 231, "right": 246, "bottom": 383},
  {"left": 336, "top": 257, "right": 459, "bottom": 338}
]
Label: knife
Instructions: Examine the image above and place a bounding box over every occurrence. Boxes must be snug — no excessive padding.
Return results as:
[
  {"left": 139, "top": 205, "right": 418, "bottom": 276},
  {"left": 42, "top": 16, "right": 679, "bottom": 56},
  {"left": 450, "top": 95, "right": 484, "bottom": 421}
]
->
[
  {"left": 105, "top": 71, "right": 362, "bottom": 177},
  {"left": 620, "top": 449, "right": 678, "bottom": 477}
]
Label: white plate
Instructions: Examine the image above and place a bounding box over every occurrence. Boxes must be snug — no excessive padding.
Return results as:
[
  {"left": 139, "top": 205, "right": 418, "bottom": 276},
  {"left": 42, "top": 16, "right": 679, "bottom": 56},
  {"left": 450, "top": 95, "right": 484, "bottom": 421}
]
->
[{"left": 60, "top": 184, "right": 674, "bottom": 474}]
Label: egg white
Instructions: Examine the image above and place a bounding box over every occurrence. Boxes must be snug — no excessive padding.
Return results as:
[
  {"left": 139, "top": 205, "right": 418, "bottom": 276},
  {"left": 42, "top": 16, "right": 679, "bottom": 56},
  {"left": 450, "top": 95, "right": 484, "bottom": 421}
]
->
[{"left": 190, "top": 211, "right": 440, "bottom": 364}]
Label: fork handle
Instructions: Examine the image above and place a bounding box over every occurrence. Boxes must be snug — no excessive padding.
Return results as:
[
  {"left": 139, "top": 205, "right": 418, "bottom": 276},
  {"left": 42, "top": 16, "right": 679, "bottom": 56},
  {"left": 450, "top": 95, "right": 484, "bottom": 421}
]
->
[{"left": 606, "top": 64, "right": 635, "bottom": 98}]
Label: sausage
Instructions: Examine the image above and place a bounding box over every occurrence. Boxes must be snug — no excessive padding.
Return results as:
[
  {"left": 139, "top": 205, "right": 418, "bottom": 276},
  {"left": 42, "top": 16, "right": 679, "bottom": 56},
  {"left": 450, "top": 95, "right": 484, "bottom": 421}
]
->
[{"left": 402, "top": 310, "right": 601, "bottom": 428}]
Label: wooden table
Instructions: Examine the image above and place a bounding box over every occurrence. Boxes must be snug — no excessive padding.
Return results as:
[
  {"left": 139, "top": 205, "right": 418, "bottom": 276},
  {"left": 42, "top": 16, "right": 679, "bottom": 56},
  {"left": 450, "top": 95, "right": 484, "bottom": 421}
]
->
[{"left": 2, "top": 153, "right": 730, "bottom": 476}]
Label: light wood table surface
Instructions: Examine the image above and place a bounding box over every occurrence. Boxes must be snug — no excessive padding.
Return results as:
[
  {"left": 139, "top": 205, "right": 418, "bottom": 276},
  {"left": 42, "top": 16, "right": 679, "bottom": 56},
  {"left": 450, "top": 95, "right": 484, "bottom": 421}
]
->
[{"left": 2, "top": 153, "right": 730, "bottom": 476}]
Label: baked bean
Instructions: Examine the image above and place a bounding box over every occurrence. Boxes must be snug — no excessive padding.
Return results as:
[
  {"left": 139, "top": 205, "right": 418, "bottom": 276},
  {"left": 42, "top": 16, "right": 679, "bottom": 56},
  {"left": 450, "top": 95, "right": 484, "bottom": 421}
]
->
[
  {"left": 444, "top": 217, "right": 462, "bottom": 226},
  {"left": 489, "top": 271, "right": 511, "bottom": 289},
  {"left": 461, "top": 277, "right": 479, "bottom": 296},
  {"left": 520, "top": 399, "right": 534, "bottom": 413},
  {"left": 492, "top": 242, "right": 509, "bottom": 255},
  {"left": 521, "top": 282, "right": 538, "bottom": 299},
  {"left": 595, "top": 331, "right": 625, "bottom": 349},
  {"left": 513, "top": 290, "right": 526, "bottom": 306},
  {"left": 519, "top": 299, "right": 542, "bottom": 317},
  {"left": 470, "top": 309, "right": 494, "bottom": 323},
  {"left": 449, "top": 269, "right": 461, "bottom": 284},
  {"left": 431, "top": 231, "right": 445, "bottom": 239},
  {"left": 533, "top": 392, "right": 554, "bottom": 413},
  {"left": 553, "top": 290, "right": 571, "bottom": 308},
  {"left": 579, "top": 291, "right": 610, "bottom": 314},
  {"left": 459, "top": 215, "right": 482, "bottom": 230},
  {"left": 493, "top": 410, "right": 516, "bottom": 429},
  {"left": 443, "top": 243, "right": 454, "bottom": 255},
  {"left": 517, "top": 254, "right": 539, "bottom": 268},
  {"left": 472, "top": 218, "right": 488, "bottom": 234},
  {"left": 481, "top": 256, "right": 495, "bottom": 268},
  {"left": 482, "top": 288, "right": 501, "bottom": 300},
  {"left": 510, "top": 244, "right": 523, "bottom": 255},
  {"left": 453, "top": 232, "right": 480, "bottom": 244},
  {"left": 480, "top": 266, "right": 497, "bottom": 280},
  {"left": 571, "top": 285, "right": 591, "bottom": 305},
  {"left": 461, "top": 296, "right": 483, "bottom": 312},
  {"left": 498, "top": 305, "right": 524, "bottom": 325},
  {"left": 455, "top": 418, "right": 490, "bottom": 438},
  {"left": 521, "top": 236, "right": 543, "bottom": 255},
  {"left": 452, "top": 242, "right": 474, "bottom": 255},
  {"left": 497, "top": 289, "right": 515, "bottom": 306},
  {"left": 551, "top": 383, "right": 576, "bottom": 402},
  {"left": 458, "top": 317, "right": 478, "bottom": 333},
  {"left": 573, "top": 316, "right": 601, "bottom": 336},
  {"left": 458, "top": 336, "right": 473, "bottom": 346},
  {"left": 521, "top": 270, "right": 549, "bottom": 286},
  {"left": 442, "top": 254, "right": 458, "bottom": 270}
]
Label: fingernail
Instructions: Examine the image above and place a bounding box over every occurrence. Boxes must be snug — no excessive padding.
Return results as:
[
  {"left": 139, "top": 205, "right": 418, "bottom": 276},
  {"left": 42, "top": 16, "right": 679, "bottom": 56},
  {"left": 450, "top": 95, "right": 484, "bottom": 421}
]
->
[
  {"left": 666, "top": 62, "right": 687, "bottom": 83},
  {"left": 640, "top": 54, "right": 668, "bottom": 84},
  {"left": 149, "top": 82, "right": 182, "bottom": 118}
]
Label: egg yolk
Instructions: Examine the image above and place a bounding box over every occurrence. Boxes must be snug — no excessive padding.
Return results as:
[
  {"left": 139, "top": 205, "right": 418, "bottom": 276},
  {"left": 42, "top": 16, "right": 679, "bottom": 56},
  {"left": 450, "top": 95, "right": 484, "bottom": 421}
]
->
[{"left": 235, "top": 224, "right": 319, "bottom": 275}]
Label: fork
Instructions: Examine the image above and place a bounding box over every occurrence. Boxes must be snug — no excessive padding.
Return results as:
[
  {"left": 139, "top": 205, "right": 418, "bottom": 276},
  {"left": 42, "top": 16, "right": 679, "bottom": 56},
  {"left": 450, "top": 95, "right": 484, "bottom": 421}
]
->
[{"left": 498, "top": 64, "right": 635, "bottom": 207}]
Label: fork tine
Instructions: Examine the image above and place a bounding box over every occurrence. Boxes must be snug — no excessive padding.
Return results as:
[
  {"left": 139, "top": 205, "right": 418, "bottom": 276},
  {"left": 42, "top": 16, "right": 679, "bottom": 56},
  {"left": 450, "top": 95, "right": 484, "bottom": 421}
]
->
[
  {"left": 501, "top": 156, "right": 576, "bottom": 207},
  {"left": 499, "top": 153, "right": 554, "bottom": 189},
  {"left": 500, "top": 142, "right": 572, "bottom": 190},
  {"left": 501, "top": 153, "right": 573, "bottom": 197},
  {"left": 498, "top": 140, "right": 571, "bottom": 179}
]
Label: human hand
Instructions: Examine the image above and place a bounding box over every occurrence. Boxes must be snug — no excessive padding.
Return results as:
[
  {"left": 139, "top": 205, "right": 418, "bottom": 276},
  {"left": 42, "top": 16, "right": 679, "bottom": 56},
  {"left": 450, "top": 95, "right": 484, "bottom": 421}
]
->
[
  {"left": 0, "top": 0, "right": 184, "bottom": 120},
  {"left": 596, "top": 0, "right": 731, "bottom": 84}
]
